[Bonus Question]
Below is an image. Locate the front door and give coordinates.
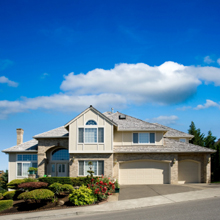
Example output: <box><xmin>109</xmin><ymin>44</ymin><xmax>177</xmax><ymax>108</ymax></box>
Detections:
<box><xmin>57</xmin><ymin>163</ymin><xmax>67</xmax><ymax>177</ymax></box>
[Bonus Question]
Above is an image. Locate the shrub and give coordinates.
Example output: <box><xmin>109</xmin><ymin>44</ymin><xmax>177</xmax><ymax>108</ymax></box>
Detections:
<box><xmin>48</xmin><ymin>182</ymin><xmax>62</xmax><ymax>195</ymax></box>
<box><xmin>0</xmin><ymin>200</ymin><xmax>13</xmax><ymax>212</ymax></box>
<box><xmin>39</xmin><ymin>177</ymin><xmax>72</xmax><ymax>185</ymax></box>
<box><xmin>0</xmin><ymin>188</ymin><xmax>7</xmax><ymax>194</ymax></box>
<box><xmin>71</xmin><ymin>177</ymin><xmax>99</xmax><ymax>187</ymax></box>
<box><xmin>61</xmin><ymin>184</ymin><xmax>74</xmax><ymax>194</ymax></box>
<box><xmin>87</xmin><ymin>176</ymin><xmax>115</xmax><ymax>201</ymax></box>
<box><xmin>7</xmin><ymin>178</ymin><xmax>38</xmax><ymax>189</ymax></box>
<box><xmin>69</xmin><ymin>185</ymin><xmax>94</xmax><ymax>206</ymax></box>
<box><xmin>18</xmin><ymin>182</ymin><xmax>48</xmax><ymax>191</ymax></box>
<box><xmin>3</xmin><ymin>191</ymin><xmax>16</xmax><ymax>200</ymax></box>
<box><xmin>17</xmin><ymin>189</ymin><xmax>54</xmax><ymax>202</ymax></box>
<box><xmin>0</xmin><ymin>193</ymin><xmax>3</xmax><ymax>200</ymax></box>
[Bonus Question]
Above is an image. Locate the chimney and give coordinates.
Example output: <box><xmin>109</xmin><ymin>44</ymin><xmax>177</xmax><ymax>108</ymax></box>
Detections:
<box><xmin>111</xmin><ymin>108</ymin><xmax>114</xmax><ymax>113</ymax></box>
<box><xmin>16</xmin><ymin>128</ymin><xmax>24</xmax><ymax>145</ymax></box>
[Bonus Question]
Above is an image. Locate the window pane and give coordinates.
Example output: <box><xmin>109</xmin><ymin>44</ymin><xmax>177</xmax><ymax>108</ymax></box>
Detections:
<box><xmin>98</xmin><ymin>128</ymin><xmax>104</xmax><ymax>143</ymax></box>
<box><xmin>23</xmin><ymin>155</ymin><xmax>32</xmax><ymax>161</ymax></box>
<box><xmin>51</xmin><ymin>164</ymin><xmax>55</xmax><ymax>173</ymax></box>
<box><xmin>79</xmin><ymin>161</ymin><xmax>84</xmax><ymax>175</ymax></box>
<box><xmin>133</xmin><ymin>133</ymin><xmax>138</xmax><ymax>143</ymax></box>
<box><xmin>150</xmin><ymin>133</ymin><xmax>155</xmax><ymax>143</ymax></box>
<box><xmin>78</xmin><ymin>128</ymin><xmax>84</xmax><ymax>143</ymax></box>
<box><xmin>62</xmin><ymin>164</ymin><xmax>65</xmax><ymax>173</ymax></box>
<box><xmin>180</xmin><ymin>139</ymin><xmax>186</xmax><ymax>143</ymax></box>
<box><xmin>22</xmin><ymin>163</ymin><xmax>31</xmax><ymax>176</ymax></box>
<box><xmin>52</xmin><ymin>149</ymin><xmax>69</xmax><ymax>160</ymax></box>
<box><xmin>17</xmin><ymin>163</ymin><xmax>22</xmax><ymax>176</ymax></box>
<box><xmin>98</xmin><ymin>161</ymin><xmax>104</xmax><ymax>175</ymax></box>
<box><xmin>17</xmin><ymin>155</ymin><xmax>22</xmax><ymax>161</ymax></box>
<box><xmin>85</xmin><ymin>128</ymin><xmax>97</xmax><ymax>143</ymax></box>
<box><xmin>86</xmin><ymin>120</ymin><xmax>97</xmax><ymax>125</ymax></box>
<box><xmin>85</xmin><ymin>161</ymin><xmax>97</xmax><ymax>176</ymax></box>
<box><xmin>32</xmin><ymin>162</ymin><xmax>37</xmax><ymax>168</ymax></box>
<box><xmin>139</xmin><ymin>133</ymin><xmax>149</xmax><ymax>143</ymax></box>
<box><xmin>33</xmin><ymin>155</ymin><xmax>37</xmax><ymax>161</ymax></box>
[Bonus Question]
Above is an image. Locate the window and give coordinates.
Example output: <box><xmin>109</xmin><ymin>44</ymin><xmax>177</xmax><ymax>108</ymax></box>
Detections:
<box><xmin>16</xmin><ymin>154</ymin><xmax>38</xmax><ymax>177</ymax></box>
<box><xmin>133</xmin><ymin>133</ymin><xmax>155</xmax><ymax>144</ymax></box>
<box><xmin>86</xmin><ymin>120</ymin><xmax>97</xmax><ymax>125</ymax></box>
<box><xmin>78</xmin><ymin>127</ymin><xmax>104</xmax><ymax>143</ymax></box>
<box><xmin>179</xmin><ymin>138</ymin><xmax>186</xmax><ymax>143</ymax></box>
<box><xmin>52</xmin><ymin>149</ymin><xmax>69</xmax><ymax>161</ymax></box>
<box><xmin>78</xmin><ymin>161</ymin><xmax>104</xmax><ymax>176</ymax></box>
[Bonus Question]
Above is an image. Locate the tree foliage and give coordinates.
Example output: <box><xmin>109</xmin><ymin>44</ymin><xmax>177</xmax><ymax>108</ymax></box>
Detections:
<box><xmin>0</xmin><ymin>170</ymin><xmax>8</xmax><ymax>190</ymax></box>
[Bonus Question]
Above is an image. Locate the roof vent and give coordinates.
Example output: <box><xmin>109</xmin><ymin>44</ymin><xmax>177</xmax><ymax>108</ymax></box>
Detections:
<box><xmin>119</xmin><ymin>114</ymin><xmax>126</xmax><ymax>120</ymax></box>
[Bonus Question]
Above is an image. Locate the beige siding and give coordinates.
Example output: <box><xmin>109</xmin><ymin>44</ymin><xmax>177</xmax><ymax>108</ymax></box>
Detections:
<box><xmin>8</xmin><ymin>153</ymin><xmax>16</xmax><ymax>182</ymax></box>
<box><xmin>168</xmin><ymin>137</ymin><xmax>190</xmax><ymax>143</ymax></box>
<box><xmin>114</xmin><ymin>131</ymin><xmax>163</xmax><ymax>145</ymax></box>
<box><xmin>69</xmin><ymin>109</ymin><xmax>113</xmax><ymax>153</ymax></box>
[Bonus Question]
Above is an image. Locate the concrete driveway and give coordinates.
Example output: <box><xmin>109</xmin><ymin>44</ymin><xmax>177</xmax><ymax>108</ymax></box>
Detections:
<box><xmin>118</xmin><ymin>184</ymin><xmax>218</xmax><ymax>201</ymax></box>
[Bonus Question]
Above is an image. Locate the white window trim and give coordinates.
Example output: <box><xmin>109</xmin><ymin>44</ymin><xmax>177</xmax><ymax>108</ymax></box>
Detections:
<box><xmin>78</xmin><ymin>160</ymin><xmax>104</xmax><ymax>176</ymax></box>
<box><xmin>78</xmin><ymin>126</ymin><xmax>105</xmax><ymax>144</ymax></box>
<box><xmin>132</xmin><ymin>132</ymin><xmax>156</xmax><ymax>145</ymax></box>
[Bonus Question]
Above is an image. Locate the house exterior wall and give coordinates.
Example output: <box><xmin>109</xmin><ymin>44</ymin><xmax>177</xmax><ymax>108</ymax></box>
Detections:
<box><xmin>68</xmin><ymin>109</ymin><xmax>113</xmax><ymax>153</ymax></box>
<box><xmin>69</xmin><ymin>153</ymin><xmax>113</xmax><ymax>177</ymax></box>
<box><xmin>168</xmin><ymin>137</ymin><xmax>190</xmax><ymax>143</ymax></box>
<box><xmin>8</xmin><ymin>153</ymin><xmax>16</xmax><ymax>182</ymax></box>
<box><xmin>113</xmin><ymin>131</ymin><xmax>163</xmax><ymax>145</ymax></box>
<box><xmin>37</xmin><ymin>138</ymin><xmax>68</xmax><ymax>177</ymax></box>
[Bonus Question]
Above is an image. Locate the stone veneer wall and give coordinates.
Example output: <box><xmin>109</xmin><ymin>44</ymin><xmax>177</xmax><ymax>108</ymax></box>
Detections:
<box><xmin>69</xmin><ymin>153</ymin><xmax>113</xmax><ymax>177</ymax></box>
<box><xmin>37</xmin><ymin>138</ymin><xmax>68</xmax><ymax>177</ymax></box>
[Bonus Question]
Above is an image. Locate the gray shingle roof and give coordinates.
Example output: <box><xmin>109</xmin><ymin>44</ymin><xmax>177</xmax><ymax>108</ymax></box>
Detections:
<box><xmin>113</xmin><ymin>138</ymin><xmax>215</xmax><ymax>153</ymax></box>
<box><xmin>33</xmin><ymin>126</ymin><xmax>68</xmax><ymax>138</ymax></box>
<box><xmin>2</xmin><ymin>139</ymin><xmax>38</xmax><ymax>153</ymax></box>
<box><xmin>103</xmin><ymin>112</ymin><xmax>167</xmax><ymax>131</ymax></box>
<box><xmin>153</xmin><ymin>123</ymin><xmax>194</xmax><ymax>138</ymax></box>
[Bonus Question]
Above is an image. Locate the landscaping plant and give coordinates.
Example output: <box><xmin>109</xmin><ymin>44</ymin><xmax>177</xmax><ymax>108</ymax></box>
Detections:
<box><xmin>7</xmin><ymin>178</ymin><xmax>38</xmax><ymax>189</ymax></box>
<box><xmin>3</xmin><ymin>191</ymin><xmax>16</xmax><ymax>200</ymax></box>
<box><xmin>48</xmin><ymin>182</ymin><xmax>63</xmax><ymax>195</ymax></box>
<box><xmin>87</xmin><ymin>176</ymin><xmax>115</xmax><ymax>201</ymax></box>
<box><xmin>0</xmin><ymin>200</ymin><xmax>13</xmax><ymax>212</ymax></box>
<box><xmin>18</xmin><ymin>182</ymin><xmax>48</xmax><ymax>191</ymax></box>
<box><xmin>61</xmin><ymin>184</ymin><xmax>74</xmax><ymax>194</ymax></box>
<box><xmin>0</xmin><ymin>193</ymin><xmax>3</xmax><ymax>200</ymax></box>
<box><xmin>69</xmin><ymin>185</ymin><xmax>95</xmax><ymax>206</ymax></box>
<box><xmin>17</xmin><ymin>189</ymin><xmax>54</xmax><ymax>203</ymax></box>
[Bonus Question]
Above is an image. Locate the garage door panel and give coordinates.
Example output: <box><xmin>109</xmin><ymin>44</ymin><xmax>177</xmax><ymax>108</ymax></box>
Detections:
<box><xmin>119</xmin><ymin>161</ymin><xmax>170</xmax><ymax>185</ymax></box>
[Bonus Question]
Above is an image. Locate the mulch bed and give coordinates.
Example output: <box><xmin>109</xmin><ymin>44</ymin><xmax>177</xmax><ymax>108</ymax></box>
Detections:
<box><xmin>0</xmin><ymin>194</ymin><xmax>106</xmax><ymax>216</ymax></box>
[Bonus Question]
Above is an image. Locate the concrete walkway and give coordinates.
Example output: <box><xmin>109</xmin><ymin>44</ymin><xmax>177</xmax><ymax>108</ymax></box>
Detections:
<box><xmin>1</xmin><ymin>187</ymin><xmax>220</xmax><ymax>220</ymax></box>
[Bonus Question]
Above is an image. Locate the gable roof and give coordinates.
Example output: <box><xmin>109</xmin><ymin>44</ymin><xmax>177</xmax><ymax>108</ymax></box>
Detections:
<box><xmin>113</xmin><ymin>137</ymin><xmax>216</xmax><ymax>153</ymax></box>
<box><xmin>33</xmin><ymin>126</ymin><xmax>68</xmax><ymax>138</ymax></box>
<box><xmin>2</xmin><ymin>139</ymin><xmax>38</xmax><ymax>153</ymax></box>
<box><xmin>153</xmin><ymin>123</ymin><xmax>194</xmax><ymax>138</ymax></box>
<box><xmin>103</xmin><ymin>111</ymin><xmax>167</xmax><ymax>131</ymax></box>
<box><xmin>65</xmin><ymin>106</ymin><xmax>117</xmax><ymax>129</ymax></box>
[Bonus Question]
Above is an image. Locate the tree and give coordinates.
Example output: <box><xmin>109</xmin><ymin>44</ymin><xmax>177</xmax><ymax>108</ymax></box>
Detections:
<box><xmin>0</xmin><ymin>170</ymin><xmax>8</xmax><ymax>190</ymax></box>
<box><xmin>188</xmin><ymin>121</ymin><xmax>205</xmax><ymax>146</ymax></box>
<box><xmin>204</xmin><ymin>131</ymin><xmax>216</xmax><ymax>149</ymax></box>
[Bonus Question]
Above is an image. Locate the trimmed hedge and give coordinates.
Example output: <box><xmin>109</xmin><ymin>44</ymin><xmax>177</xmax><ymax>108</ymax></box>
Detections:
<box><xmin>17</xmin><ymin>189</ymin><xmax>54</xmax><ymax>202</ymax></box>
<box><xmin>3</xmin><ymin>191</ymin><xmax>16</xmax><ymax>200</ymax></box>
<box><xmin>39</xmin><ymin>176</ymin><xmax>99</xmax><ymax>186</ymax></box>
<box><xmin>61</xmin><ymin>184</ymin><xmax>74</xmax><ymax>194</ymax></box>
<box><xmin>0</xmin><ymin>193</ymin><xmax>3</xmax><ymax>200</ymax></box>
<box><xmin>0</xmin><ymin>200</ymin><xmax>13</xmax><ymax>212</ymax></box>
<box><xmin>7</xmin><ymin>178</ymin><xmax>38</xmax><ymax>189</ymax></box>
<box><xmin>18</xmin><ymin>182</ymin><xmax>48</xmax><ymax>190</ymax></box>
<box><xmin>48</xmin><ymin>183</ymin><xmax>62</xmax><ymax>195</ymax></box>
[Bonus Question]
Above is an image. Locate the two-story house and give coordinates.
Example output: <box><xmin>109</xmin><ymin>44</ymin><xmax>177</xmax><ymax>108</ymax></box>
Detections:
<box><xmin>2</xmin><ymin>106</ymin><xmax>215</xmax><ymax>185</ymax></box>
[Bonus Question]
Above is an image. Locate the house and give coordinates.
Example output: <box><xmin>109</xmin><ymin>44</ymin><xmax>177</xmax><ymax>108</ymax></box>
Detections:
<box><xmin>2</xmin><ymin>105</ymin><xmax>215</xmax><ymax>185</ymax></box>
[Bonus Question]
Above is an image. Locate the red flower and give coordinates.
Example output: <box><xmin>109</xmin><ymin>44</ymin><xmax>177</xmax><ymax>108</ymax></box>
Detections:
<box><xmin>91</xmin><ymin>184</ymin><xmax>94</xmax><ymax>187</ymax></box>
<box><xmin>100</xmin><ymin>185</ymin><xmax>102</xmax><ymax>189</ymax></box>
<box><xmin>112</xmin><ymin>185</ymin><xmax>115</xmax><ymax>189</ymax></box>
<box><xmin>91</xmin><ymin>178</ymin><xmax>94</xmax><ymax>182</ymax></box>
<box><xmin>99</xmin><ymin>181</ymin><xmax>103</xmax><ymax>185</ymax></box>
<box><xmin>96</xmin><ymin>182</ymin><xmax>99</xmax><ymax>185</ymax></box>
<box><xmin>104</xmin><ymin>182</ymin><xmax>107</xmax><ymax>186</ymax></box>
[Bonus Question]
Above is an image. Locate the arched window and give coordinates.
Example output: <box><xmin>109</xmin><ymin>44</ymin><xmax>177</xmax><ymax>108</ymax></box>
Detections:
<box><xmin>86</xmin><ymin>120</ymin><xmax>97</xmax><ymax>125</ymax></box>
<box><xmin>52</xmin><ymin>149</ymin><xmax>69</xmax><ymax>161</ymax></box>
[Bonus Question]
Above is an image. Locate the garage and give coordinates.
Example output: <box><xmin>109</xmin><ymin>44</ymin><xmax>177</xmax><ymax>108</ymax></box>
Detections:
<box><xmin>119</xmin><ymin>160</ymin><xmax>170</xmax><ymax>185</ymax></box>
<box><xmin>178</xmin><ymin>160</ymin><xmax>201</xmax><ymax>183</ymax></box>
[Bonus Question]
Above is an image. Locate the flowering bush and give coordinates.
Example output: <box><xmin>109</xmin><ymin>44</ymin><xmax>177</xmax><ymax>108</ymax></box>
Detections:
<box><xmin>87</xmin><ymin>176</ymin><xmax>115</xmax><ymax>201</ymax></box>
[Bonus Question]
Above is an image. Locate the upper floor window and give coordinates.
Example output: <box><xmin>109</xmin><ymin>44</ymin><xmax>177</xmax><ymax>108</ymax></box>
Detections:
<box><xmin>78</xmin><ymin>127</ymin><xmax>104</xmax><ymax>143</ymax></box>
<box><xmin>52</xmin><ymin>148</ymin><xmax>69</xmax><ymax>160</ymax></box>
<box><xmin>179</xmin><ymin>138</ymin><xmax>186</xmax><ymax>143</ymax></box>
<box><xmin>86</xmin><ymin>120</ymin><xmax>97</xmax><ymax>125</ymax></box>
<box><xmin>133</xmin><ymin>133</ymin><xmax>155</xmax><ymax>144</ymax></box>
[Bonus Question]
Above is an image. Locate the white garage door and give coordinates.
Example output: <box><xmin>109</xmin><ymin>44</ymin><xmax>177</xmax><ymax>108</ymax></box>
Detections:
<box><xmin>178</xmin><ymin>160</ymin><xmax>200</xmax><ymax>183</ymax></box>
<box><xmin>119</xmin><ymin>160</ymin><xmax>170</xmax><ymax>185</ymax></box>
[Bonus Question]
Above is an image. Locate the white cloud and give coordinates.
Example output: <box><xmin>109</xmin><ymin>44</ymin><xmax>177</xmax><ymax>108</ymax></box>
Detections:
<box><xmin>0</xmin><ymin>93</ymin><xmax>126</xmax><ymax>119</ymax></box>
<box><xmin>41</xmin><ymin>73</ymin><xmax>49</xmax><ymax>79</ymax></box>
<box><xmin>204</xmin><ymin>56</ymin><xmax>215</xmax><ymax>64</ymax></box>
<box><xmin>217</xmin><ymin>58</ymin><xmax>220</xmax><ymax>65</ymax></box>
<box><xmin>194</xmin><ymin>99</ymin><xmax>220</xmax><ymax>110</ymax></box>
<box><xmin>149</xmin><ymin>115</ymin><xmax>179</xmax><ymax>125</ymax></box>
<box><xmin>0</xmin><ymin>76</ymin><xmax>18</xmax><ymax>87</ymax></box>
<box><xmin>176</xmin><ymin>106</ymin><xmax>192</xmax><ymax>111</ymax></box>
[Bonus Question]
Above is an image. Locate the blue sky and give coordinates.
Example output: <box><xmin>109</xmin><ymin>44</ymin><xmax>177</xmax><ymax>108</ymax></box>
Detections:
<box><xmin>1</xmin><ymin>0</ymin><xmax>220</xmax><ymax>170</ymax></box>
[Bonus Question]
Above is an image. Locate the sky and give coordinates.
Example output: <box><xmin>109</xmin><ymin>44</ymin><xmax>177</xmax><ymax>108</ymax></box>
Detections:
<box><xmin>0</xmin><ymin>0</ymin><xmax>220</xmax><ymax>170</ymax></box>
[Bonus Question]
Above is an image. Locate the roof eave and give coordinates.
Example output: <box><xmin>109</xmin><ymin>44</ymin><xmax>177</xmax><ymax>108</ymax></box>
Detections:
<box><xmin>2</xmin><ymin>150</ymin><xmax>38</xmax><ymax>153</ymax></box>
<box><xmin>33</xmin><ymin>136</ymin><xmax>68</xmax><ymax>139</ymax></box>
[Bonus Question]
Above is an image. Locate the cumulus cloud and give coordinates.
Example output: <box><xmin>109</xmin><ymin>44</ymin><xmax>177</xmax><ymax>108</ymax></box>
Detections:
<box><xmin>176</xmin><ymin>106</ymin><xmax>192</xmax><ymax>111</ymax></box>
<box><xmin>149</xmin><ymin>115</ymin><xmax>179</xmax><ymax>125</ymax></box>
<box><xmin>0</xmin><ymin>93</ymin><xmax>126</xmax><ymax>119</ymax></box>
<box><xmin>204</xmin><ymin>56</ymin><xmax>215</xmax><ymax>64</ymax></box>
<box><xmin>2</xmin><ymin>61</ymin><xmax>220</xmax><ymax>119</ymax></box>
<box><xmin>0</xmin><ymin>76</ymin><xmax>18</xmax><ymax>87</ymax></box>
<box><xmin>194</xmin><ymin>99</ymin><xmax>220</xmax><ymax>110</ymax></box>
<box><xmin>217</xmin><ymin>58</ymin><xmax>220</xmax><ymax>65</ymax></box>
